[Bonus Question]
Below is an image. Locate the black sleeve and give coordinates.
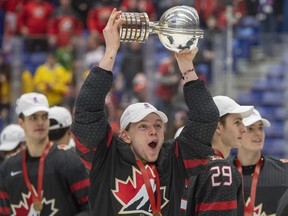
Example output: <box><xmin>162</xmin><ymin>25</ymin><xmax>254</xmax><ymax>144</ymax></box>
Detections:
<box><xmin>71</xmin><ymin>67</ymin><xmax>114</xmax><ymax>167</ymax></box>
<box><xmin>277</xmin><ymin>188</ymin><xmax>288</xmax><ymax>216</ymax></box>
<box><xmin>177</xmin><ymin>80</ymin><xmax>219</xmax><ymax>176</ymax></box>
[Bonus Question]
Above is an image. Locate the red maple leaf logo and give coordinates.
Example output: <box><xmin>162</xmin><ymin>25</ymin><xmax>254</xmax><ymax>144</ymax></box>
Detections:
<box><xmin>11</xmin><ymin>191</ymin><xmax>33</xmax><ymax>215</ymax></box>
<box><xmin>112</xmin><ymin>165</ymin><xmax>169</xmax><ymax>215</ymax></box>
<box><xmin>112</xmin><ymin>166</ymin><xmax>146</xmax><ymax>205</ymax></box>
<box><xmin>10</xmin><ymin>188</ymin><xmax>59</xmax><ymax>215</ymax></box>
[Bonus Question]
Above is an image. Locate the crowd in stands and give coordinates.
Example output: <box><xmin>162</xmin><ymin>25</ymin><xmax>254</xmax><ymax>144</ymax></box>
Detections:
<box><xmin>0</xmin><ymin>0</ymin><xmax>287</xmax><ymax>138</ymax></box>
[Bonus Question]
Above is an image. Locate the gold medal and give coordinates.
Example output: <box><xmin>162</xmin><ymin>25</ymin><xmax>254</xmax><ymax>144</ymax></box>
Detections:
<box><xmin>33</xmin><ymin>201</ymin><xmax>43</xmax><ymax>212</ymax></box>
<box><xmin>153</xmin><ymin>211</ymin><xmax>162</xmax><ymax>216</ymax></box>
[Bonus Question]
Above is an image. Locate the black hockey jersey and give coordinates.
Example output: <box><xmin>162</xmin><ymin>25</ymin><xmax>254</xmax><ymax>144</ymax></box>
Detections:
<box><xmin>180</xmin><ymin>155</ymin><xmax>244</xmax><ymax>215</ymax></box>
<box><xmin>0</xmin><ymin>143</ymin><xmax>90</xmax><ymax>215</ymax></box>
<box><xmin>71</xmin><ymin>67</ymin><xmax>219</xmax><ymax>215</ymax></box>
<box><xmin>229</xmin><ymin>156</ymin><xmax>288</xmax><ymax>215</ymax></box>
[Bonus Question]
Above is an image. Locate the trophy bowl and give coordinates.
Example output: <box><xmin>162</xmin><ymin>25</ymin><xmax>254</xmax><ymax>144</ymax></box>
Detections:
<box><xmin>120</xmin><ymin>5</ymin><xmax>203</xmax><ymax>53</ymax></box>
<box><xmin>155</xmin><ymin>5</ymin><xmax>203</xmax><ymax>52</ymax></box>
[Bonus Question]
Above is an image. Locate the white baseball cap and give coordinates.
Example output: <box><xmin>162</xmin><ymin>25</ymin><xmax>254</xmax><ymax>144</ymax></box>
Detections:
<box><xmin>15</xmin><ymin>92</ymin><xmax>49</xmax><ymax>116</ymax></box>
<box><xmin>49</xmin><ymin>106</ymin><xmax>72</xmax><ymax>130</ymax></box>
<box><xmin>0</xmin><ymin>124</ymin><xmax>25</xmax><ymax>151</ymax></box>
<box><xmin>242</xmin><ymin>109</ymin><xmax>271</xmax><ymax>127</ymax></box>
<box><xmin>213</xmin><ymin>95</ymin><xmax>254</xmax><ymax>118</ymax></box>
<box><xmin>120</xmin><ymin>102</ymin><xmax>168</xmax><ymax>130</ymax></box>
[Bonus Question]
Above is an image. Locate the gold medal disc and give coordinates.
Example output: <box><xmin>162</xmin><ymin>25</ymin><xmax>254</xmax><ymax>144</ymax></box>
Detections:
<box><xmin>153</xmin><ymin>212</ymin><xmax>162</xmax><ymax>216</ymax></box>
<box><xmin>33</xmin><ymin>201</ymin><xmax>43</xmax><ymax>212</ymax></box>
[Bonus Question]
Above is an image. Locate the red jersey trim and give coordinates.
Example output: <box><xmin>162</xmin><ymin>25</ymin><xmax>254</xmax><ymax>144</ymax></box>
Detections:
<box><xmin>0</xmin><ymin>191</ymin><xmax>8</xmax><ymax>199</ymax></box>
<box><xmin>72</xmin><ymin>134</ymin><xmax>91</xmax><ymax>154</ymax></box>
<box><xmin>184</xmin><ymin>159</ymin><xmax>209</xmax><ymax>168</ymax></box>
<box><xmin>80</xmin><ymin>157</ymin><xmax>92</xmax><ymax>170</ymax></box>
<box><xmin>70</xmin><ymin>178</ymin><xmax>90</xmax><ymax>192</ymax></box>
<box><xmin>0</xmin><ymin>207</ymin><xmax>10</xmax><ymax>215</ymax></box>
<box><xmin>78</xmin><ymin>196</ymin><xmax>89</xmax><ymax>204</ymax></box>
<box><xmin>196</xmin><ymin>200</ymin><xmax>237</xmax><ymax>211</ymax></box>
<box><xmin>107</xmin><ymin>129</ymin><xmax>113</xmax><ymax>147</ymax></box>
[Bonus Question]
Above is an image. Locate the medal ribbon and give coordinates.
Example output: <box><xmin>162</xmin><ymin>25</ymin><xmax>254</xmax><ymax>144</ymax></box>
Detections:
<box><xmin>236</xmin><ymin>157</ymin><xmax>263</xmax><ymax>215</ymax></box>
<box><xmin>213</xmin><ymin>149</ymin><xmax>224</xmax><ymax>159</ymax></box>
<box><xmin>136</xmin><ymin>160</ymin><xmax>161</xmax><ymax>214</ymax></box>
<box><xmin>22</xmin><ymin>142</ymin><xmax>52</xmax><ymax>204</ymax></box>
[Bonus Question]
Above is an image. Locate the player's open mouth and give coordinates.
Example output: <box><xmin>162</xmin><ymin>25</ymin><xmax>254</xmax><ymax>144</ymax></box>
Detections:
<box><xmin>148</xmin><ymin>141</ymin><xmax>157</xmax><ymax>149</ymax></box>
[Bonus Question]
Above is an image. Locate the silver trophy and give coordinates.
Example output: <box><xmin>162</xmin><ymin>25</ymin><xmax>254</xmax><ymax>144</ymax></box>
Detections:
<box><xmin>120</xmin><ymin>5</ymin><xmax>204</xmax><ymax>53</ymax></box>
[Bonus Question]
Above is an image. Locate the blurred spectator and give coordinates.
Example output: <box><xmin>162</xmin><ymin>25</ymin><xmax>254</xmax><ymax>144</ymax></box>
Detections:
<box><xmin>154</xmin><ymin>51</ymin><xmax>181</xmax><ymax>138</ymax></box>
<box><xmin>0</xmin><ymin>0</ymin><xmax>25</xmax><ymax>53</ymax></box>
<box><xmin>49</xmin><ymin>105</ymin><xmax>75</xmax><ymax>148</ymax></box>
<box><xmin>120</xmin><ymin>0</ymin><xmax>157</xmax><ymax>21</ymax></box>
<box><xmin>0</xmin><ymin>54</ymin><xmax>12</xmax><ymax>130</ymax></box>
<box><xmin>17</xmin><ymin>0</ymin><xmax>54</xmax><ymax>53</ymax></box>
<box><xmin>155</xmin><ymin>0</ymin><xmax>194</xmax><ymax>19</ymax></box>
<box><xmin>172</xmin><ymin>110</ymin><xmax>187</xmax><ymax>138</ymax></box>
<box><xmin>86</xmin><ymin>3</ymin><xmax>114</xmax><ymax>44</ymax></box>
<box><xmin>0</xmin><ymin>124</ymin><xmax>26</xmax><ymax>163</ymax></box>
<box><xmin>54</xmin><ymin>44</ymin><xmax>76</xmax><ymax>72</ymax></box>
<box><xmin>194</xmin><ymin>15</ymin><xmax>220</xmax><ymax>83</ymax></box>
<box><xmin>48</xmin><ymin>0</ymin><xmax>83</xmax><ymax>50</ymax></box>
<box><xmin>84</xmin><ymin>33</ymin><xmax>105</xmax><ymax>69</ymax></box>
<box><xmin>71</xmin><ymin>0</ymin><xmax>92</xmax><ymax>28</ymax></box>
<box><xmin>33</xmin><ymin>53</ymin><xmax>72</xmax><ymax>107</ymax></box>
<box><xmin>194</xmin><ymin>0</ymin><xmax>225</xmax><ymax>29</ymax></box>
<box><xmin>273</xmin><ymin>0</ymin><xmax>285</xmax><ymax>33</ymax></box>
<box><xmin>131</xmin><ymin>73</ymin><xmax>148</xmax><ymax>102</ymax></box>
<box><xmin>117</xmin><ymin>42</ymin><xmax>144</xmax><ymax>103</ymax></box>
<box><xmin>21</xmin><ymin>69</ymin><xmax>34</xmax><ymax>93</ymax></box>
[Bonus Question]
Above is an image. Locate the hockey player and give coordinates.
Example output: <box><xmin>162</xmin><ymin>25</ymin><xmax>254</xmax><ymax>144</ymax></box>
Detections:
<box><xmin>71</xmin><ymin>8</ymin><xmax>219</xmax><ymax>215</ymax></box>
<box><xmin>0</xmin><ymin>92</ymin><xmax>90</xmax><ymax>215</ymax></box>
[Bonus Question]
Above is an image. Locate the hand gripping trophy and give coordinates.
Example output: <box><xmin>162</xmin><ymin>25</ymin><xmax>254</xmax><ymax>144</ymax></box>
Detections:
<box><xmin>120</xmin><ymin>5</ymin><xmax>204</xmax><ymax>53</ymax></box>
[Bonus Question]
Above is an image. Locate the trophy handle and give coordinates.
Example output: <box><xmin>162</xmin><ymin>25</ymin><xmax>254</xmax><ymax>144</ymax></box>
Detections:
<box><xmin>120</xmin><ymin>12</ymin><xmax>153</xmax><ymax>43</ymax></box>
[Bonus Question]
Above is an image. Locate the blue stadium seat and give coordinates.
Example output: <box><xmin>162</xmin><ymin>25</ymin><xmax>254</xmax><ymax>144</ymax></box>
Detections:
<box><xmin>30</xmin><ymin>52</ymin><xmax>47</xmax><ymax>65</ymax></box>
<box><xmin>261</xmin><ymin>92</ymin><xmax>285</xmax><ymax>106</ymax></box>
<box><xmin>237</xmin><ymin>91</ymin><xmax>262</xmax><ymax>106</ymax></box>
<box><xmin>263</xmin><ymin>138</ymin><xmax>286</xmax><ymax>157</ymax></box>
<box><xmin>265</xmin><ymin>122</ymin><xmax>285</xmax><ymax>138</ymax></box>
<box><xmin>252</xmin><ymin>79</ymin><xmax>287</xmax><ymax>91</ymax></box>
<box><xmin>266</xmin><ymin>64</ymin><xmax>286</xmax><ymax>79</ymax></box>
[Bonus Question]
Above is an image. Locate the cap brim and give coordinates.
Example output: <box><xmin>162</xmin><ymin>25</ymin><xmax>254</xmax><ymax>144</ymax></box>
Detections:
<box><xmin>230</xmin><ymin>106</ymin><xmax>254</xmax><ymax>118</ymax></box>
<box><xmin>243</xmin><ymin>117</ymin><xmax>271</xmax><ymax>127</ymax></box>
<box><xmin>23</xmin><ymin>106</ymin><xmax>50</xmax><ymax>116</ymax></box>
<box><xmin>130</xmin><ymin>110</ymin><xmax>168</xmax><ymax>124</ymax></box>
<box><xmin>0</xmin><ymin>141</ymin><xmax>19</xmax><ymax>151</ymax></box>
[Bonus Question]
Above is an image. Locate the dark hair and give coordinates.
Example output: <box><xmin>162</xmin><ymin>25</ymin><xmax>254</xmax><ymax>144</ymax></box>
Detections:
<box><xmin>48</xmin><ymin>119</ymin><xmax>69</xmax><ymax>141</ymax></box>
<box><xmin>219</xmin><ymin>113</ymin><xmax>229</xmax><ymax>126</ymax></box>
<box><xmin>19</xmin><ymin>113</ymin><xmax>25</xmax><ymax>120</ymax></box>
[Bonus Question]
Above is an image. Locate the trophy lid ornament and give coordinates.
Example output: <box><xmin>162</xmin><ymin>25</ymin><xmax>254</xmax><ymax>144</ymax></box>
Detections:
<box><xmin>120</xmin><ymin>5</ymin><xmax>204</xmax><ymax>53</ymax></box>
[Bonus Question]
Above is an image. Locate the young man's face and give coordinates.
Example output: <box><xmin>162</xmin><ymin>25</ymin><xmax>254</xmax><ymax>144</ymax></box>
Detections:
<box><xmin>219</xmin><ymin>113</ymin><xmax>247</xmax><ymax>149</ymax></box>
<box><xmin>123</xmin><ymin>113</ymin><xmax>165</xmax><ymax>163</ymax></box>
<box><xmin>241</xmin><ymin>121</ymin><xmax>265</xmax><ymax>152</ymax></box>
<box><xmin>19</xmin><ymin>111</ymin><xmax>49</xmax><ymax>142</ymax></box>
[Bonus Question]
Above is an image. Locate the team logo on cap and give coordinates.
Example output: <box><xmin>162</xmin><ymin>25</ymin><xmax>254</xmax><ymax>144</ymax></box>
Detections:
<box><xmin>144</xmin><ymin>103</ymin><xmax>151</xmax><ymax>109</ymax></box>
<box><xmin>33</xmin><ymin>97</ymin><xmax>39</xmax><ymax>104</ymax></box>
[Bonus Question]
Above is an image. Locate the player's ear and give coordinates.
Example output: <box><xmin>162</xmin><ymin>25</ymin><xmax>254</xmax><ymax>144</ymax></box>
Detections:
<box><xmin>18</xmin><ymin>118</ymin><xmax>24</xmax><ymax>128</ymax></box>
<box><xmin>215</xmin><ymin>122</ymin><xmax>222</xmax><ymax>135</ymax></box>
<box><xmin>119</xmin><ymin>130</ymin><xmax>132</xmax><ymax>144</ymax></box>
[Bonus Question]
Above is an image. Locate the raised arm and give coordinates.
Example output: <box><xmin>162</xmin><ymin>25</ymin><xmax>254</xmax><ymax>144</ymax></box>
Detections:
<box><xmin>99</xmin><ymin>8</ymin><xmax>124</xmax><ymax>71</ymax></box>
<box><xmin>174</xmin><ymin>48</ymin><xmax>198</xmax><ymax>82</ymax></box>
